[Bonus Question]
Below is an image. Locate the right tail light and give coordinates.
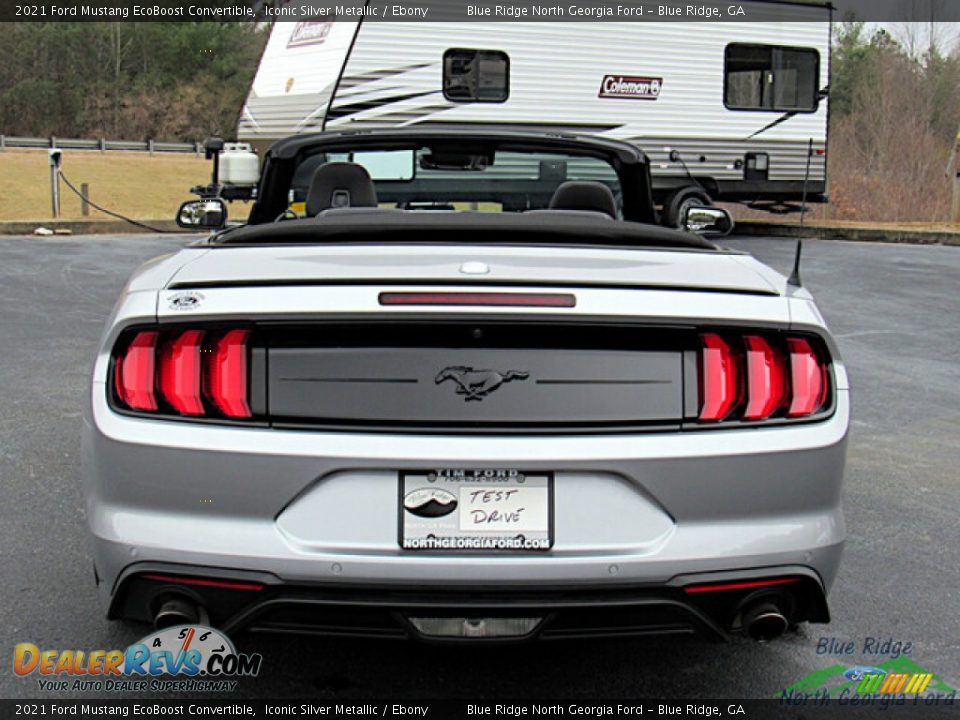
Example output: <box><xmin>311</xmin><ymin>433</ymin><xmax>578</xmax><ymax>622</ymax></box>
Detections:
<box><xmin>698</xmin><ymin>332</ymin><xmax>830</xmax><ymax>424</ymax></box>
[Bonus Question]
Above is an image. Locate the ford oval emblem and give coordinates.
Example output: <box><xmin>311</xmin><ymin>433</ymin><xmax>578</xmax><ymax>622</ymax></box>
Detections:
<box><xmin>843</xmin><ymin>666</ymin><xmax>886</xmax><ymax>682</ymax></box>
<box><xmin>168</xmin><ymin>292</ymin><xmax>205</xmax><ymax>311</ymax></box>
<box><xmin>403</xmin><ymin>488</ymin><xmax>458</xmax><ymax>518</ymax></box>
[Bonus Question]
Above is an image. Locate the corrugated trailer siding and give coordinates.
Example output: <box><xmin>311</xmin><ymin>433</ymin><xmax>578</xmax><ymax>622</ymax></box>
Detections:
<box><xmin>239</xmin><ymin>22</ymin><xmax>359</xmax><ymax>140</ymax></box>
<box><xmin>240</xmin><ymin>8</ymin><xmax>830</xmax><ymax>184</ymax></box>
<box><xmin>325</xmin><ymin>19</ymin><xmax>828</xmax><ymax>181</ymax></box>
<box><xmin>640</xmin><ymin>137</ymin><xmax>825</xmax><ymax>182</ymax></box>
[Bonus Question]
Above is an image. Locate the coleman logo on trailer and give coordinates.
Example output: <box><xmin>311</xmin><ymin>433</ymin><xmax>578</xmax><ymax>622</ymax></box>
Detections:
<box><xmin>287</xmin><ymin>21</ymin><xmax>332</xmax><ymax>48</ymax></box>
<box><xmin>599</xmin><ymin>75</ymin><xmax>663</xmax><ymax>100</ymax></box>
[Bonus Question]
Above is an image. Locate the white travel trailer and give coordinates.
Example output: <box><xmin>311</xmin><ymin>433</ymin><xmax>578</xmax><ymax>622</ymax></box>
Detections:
<box><xmin>239</xmin><ymin>5</ymin><xmax>831</xmax><ymax>223</ymax></box>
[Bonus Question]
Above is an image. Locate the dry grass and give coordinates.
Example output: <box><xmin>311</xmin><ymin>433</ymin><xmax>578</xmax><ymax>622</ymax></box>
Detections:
<box><xmin>809</xmin><ymin>220</ymin><xmax>960</xmax><ymax>231</ymax></box>
<box><xmin>739</xmin><ymin>218</ymin><xmax>960</xmax><ymax>232</ymax></box>
<box><xmin>0</xmin><ymin>148</ymin><xmax>251</xmax><ymax>222</ymax></box>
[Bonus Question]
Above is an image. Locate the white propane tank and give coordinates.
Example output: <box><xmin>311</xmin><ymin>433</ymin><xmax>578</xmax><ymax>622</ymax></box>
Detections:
<box><xmin>219</xmin><ymin>143</ymin><xmax>260</xmax><ymax>186</ymax></box>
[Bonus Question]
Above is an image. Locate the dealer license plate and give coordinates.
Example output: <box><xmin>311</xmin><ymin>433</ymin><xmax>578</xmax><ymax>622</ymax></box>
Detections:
<box><xmin>400</xmin><ymin>469</ymin><xmax>553</xmax><ymax>551</ymax></box>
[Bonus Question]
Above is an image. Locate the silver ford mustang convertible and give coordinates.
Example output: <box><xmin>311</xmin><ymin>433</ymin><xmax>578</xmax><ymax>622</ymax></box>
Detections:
<box><xmin>81</xmin><ymin>128</ymin><xmax>848</xmax><ymax>642</ymax></box>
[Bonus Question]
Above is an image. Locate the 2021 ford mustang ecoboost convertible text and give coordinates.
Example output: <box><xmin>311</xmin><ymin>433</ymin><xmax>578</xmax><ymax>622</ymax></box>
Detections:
<box><xmin>81</xmin><ymin>128</ymin><xmax>848</xmax><ymax>642</ymax></box>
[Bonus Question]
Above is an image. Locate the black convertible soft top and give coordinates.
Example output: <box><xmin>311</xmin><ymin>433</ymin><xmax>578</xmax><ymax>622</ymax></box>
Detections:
<box><xmin>215</xmin><ymin>211</ymin><xmax>716</xmax><ymax>250</ymax></box>
<box><xmin>246</xmin><ymin>126</ymin><xmax>661</xmax><ymax>226</ymax></box>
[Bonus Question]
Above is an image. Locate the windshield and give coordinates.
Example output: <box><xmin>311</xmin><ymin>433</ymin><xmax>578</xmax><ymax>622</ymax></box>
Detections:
<box><xmin>286</xmin><ymin>148</ymin><xmax>623</xmax><ymax>216</ymax></box>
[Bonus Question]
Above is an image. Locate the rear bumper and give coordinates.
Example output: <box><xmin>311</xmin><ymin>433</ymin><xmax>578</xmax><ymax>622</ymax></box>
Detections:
<box><xmin>111</xmin><ymin>564</ymin><xmax>830</xmax><ymax>642</ymax></box>
<box><xmin>83</xmin><ymin>386</ymin><xmax>848</xmax><ymax>632</ymax></box>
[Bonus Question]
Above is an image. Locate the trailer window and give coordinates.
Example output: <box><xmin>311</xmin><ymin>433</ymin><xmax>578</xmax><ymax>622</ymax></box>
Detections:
<box><xmin>725</xmin><ymin>44</ymin><xmax>819</xmax><ymax>112</ymax></box>
<box><xmin>443</xmin><ymin>49</ymin><xmax>510</xmax><ymax>103</ymax></box>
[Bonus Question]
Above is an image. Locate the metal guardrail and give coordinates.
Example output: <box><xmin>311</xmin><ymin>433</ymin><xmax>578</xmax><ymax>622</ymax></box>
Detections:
<box><xmin>0</xmin><ymin>135</ymin><xmax>202</xmax><ymax>155</ymax></box>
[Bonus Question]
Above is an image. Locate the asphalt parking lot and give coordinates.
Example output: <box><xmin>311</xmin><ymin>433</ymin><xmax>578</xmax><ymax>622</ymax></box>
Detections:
<box><xmin>1</xmin><ymin>233</ymin><xmax>958</xmax><ymax>700</ymax></box>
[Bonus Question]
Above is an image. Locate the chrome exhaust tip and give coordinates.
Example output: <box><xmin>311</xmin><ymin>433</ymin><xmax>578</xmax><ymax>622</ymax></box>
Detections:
<box><xmin>154</xmin><ymin>597</ymin><xmax>207</xmax><ymax>630</ymax></box>
<box><xmin>742</xmin><ymin>601</ymin><xmax>789</xmax><ymax>642</ymax></box>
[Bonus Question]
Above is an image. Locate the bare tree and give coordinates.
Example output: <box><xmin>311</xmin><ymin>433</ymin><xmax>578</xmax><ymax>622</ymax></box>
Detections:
<box><xmin>891</xmin><ymin>0</ymin><xmax>958</xmax><ymax>58</ymax></box>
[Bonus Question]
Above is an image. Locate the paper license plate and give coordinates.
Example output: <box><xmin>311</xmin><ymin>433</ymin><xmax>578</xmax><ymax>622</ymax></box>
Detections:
<box><xmin>400</xmin><ymin>469</ymin><xmax>553</xmax><ymax>551</ymax></box>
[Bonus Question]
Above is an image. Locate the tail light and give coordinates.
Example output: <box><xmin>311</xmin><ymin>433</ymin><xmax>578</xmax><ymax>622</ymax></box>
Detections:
<box><xmin>112</xmin><ymin>327</ymin><xmax>253</xmax><ymax>419</ymax></box>
<box><xmin>115</xmin><ymin>331</ymin><xmax>159</xmax><ymax>412</ymax></box>
<box><xmin>698</xmin><ymin>333</ymin><xmax>739</xmax><ymax>422</ymax></box>
<box><xmin>742</xmin><ymin>335</ymin><xmax>786</xmax><ymax>421</ymax></box>
<box><xmin>785</xmin><ymin>337</ymin><xmax>828</xmax><ymax>417</ymax></box>
<box><xmin>158</xmin><ymin>329</ymin><xmax>205</xmax><ymax>416</ymax></box>
<box><xmin>204</xmin><ymin>329</ymin><xmax>252</xmax><ymax>418</ymax></box>
<box><xmin>698</xmin><ymin>332</ymin><xmax>830</xmax><ymax>424</ymax></box>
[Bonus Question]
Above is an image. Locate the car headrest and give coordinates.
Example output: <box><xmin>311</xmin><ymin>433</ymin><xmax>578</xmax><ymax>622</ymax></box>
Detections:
<box><xmin>306</xmin><ymin>162</ymin><xmax>378</xmax><ymax>215</ymax></box>
<box><xmin>548</xmin><ymin>181</ymin><xmax>617</xmax><ymax>218</ymax></box>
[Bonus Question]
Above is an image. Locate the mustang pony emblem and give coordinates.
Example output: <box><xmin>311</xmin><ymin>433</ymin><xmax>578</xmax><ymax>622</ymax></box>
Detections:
<box><xmin>435</xmin><ymin>366</ymin><xmax>529</xmax><ymax>401</ymax></box>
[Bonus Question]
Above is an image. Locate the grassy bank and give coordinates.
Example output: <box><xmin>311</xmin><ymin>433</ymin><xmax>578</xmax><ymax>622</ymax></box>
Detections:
<box><xmin>0</xmin><ymin>148</ymin><xmax>252</xmax><ymax>222</ymax></box>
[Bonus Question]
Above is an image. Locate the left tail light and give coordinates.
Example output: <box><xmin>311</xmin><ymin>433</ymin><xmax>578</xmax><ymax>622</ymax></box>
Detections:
<box><xmin>204</xmin><ymin>329</ymin><xmax>252</xmax><ymax>418</ymax></box>
<box><xmin>114</xmin><ymin>331</ymin><xmax>159</xmax><ymax>412</ymax></box>
<box><xmin>111</xmin><ymin>327</ymin><xmax>254</xmax><ymax>419</ymax></box>
<box><xmin>157</xmin><ymin>329</ymin><xmax>205</xmax><ymax>415</ymax></box>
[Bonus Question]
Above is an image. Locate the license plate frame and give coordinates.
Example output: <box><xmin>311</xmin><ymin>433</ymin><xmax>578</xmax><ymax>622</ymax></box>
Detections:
<box><xmin>399</xmin><ymin>469</ymin><xmax>554</xmax><ymax>552</ymax></box>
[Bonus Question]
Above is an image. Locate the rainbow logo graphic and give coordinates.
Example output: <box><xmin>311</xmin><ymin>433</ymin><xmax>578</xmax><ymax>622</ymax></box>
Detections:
<box><xmin>781</xmin><ymin>656</ymin><xmax>955</xmax><ymax>702</ymax></box>
<box><xmin>853</xmin><ymin>670</ymin><xmax>934</xmax><ymax>695</ymax></box>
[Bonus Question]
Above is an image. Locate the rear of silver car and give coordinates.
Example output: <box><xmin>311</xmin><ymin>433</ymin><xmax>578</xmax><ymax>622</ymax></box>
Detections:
<box><xmin>81</xmin><ymin>243</ymin><xmax>848</xmax><ymax>642</ymax></box>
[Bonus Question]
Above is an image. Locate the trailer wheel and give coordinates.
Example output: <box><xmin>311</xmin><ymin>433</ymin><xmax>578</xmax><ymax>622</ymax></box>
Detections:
<box><xmin>664</xmin><ymin>188</ymin><xmax>712</xmax><ymax>228</ymax></box>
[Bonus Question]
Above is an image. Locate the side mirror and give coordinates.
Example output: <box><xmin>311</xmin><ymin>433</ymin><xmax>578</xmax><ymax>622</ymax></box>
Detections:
<box><xmin>177</xmin><ymin>199</ymin><xmax>227</xmax><ymax>229</ymax></box>
<box><xmin>682</xmin><ymin>206</ymin><xmax>734</xmax><ymax>237</ymax></box>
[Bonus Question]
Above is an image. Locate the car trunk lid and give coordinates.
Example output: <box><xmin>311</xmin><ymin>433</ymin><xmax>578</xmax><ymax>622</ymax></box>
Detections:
<box><xmin>165</xmin><ymin>244</ymin><xmax>782</xmax><ymax>296</ymax></box>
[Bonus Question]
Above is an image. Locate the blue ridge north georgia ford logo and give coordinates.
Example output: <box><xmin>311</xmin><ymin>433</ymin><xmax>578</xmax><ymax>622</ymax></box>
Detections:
<box><xmin>403</xmin><ymin>487</ymin><xmax>458</xmax><ymax>518</ymax></box>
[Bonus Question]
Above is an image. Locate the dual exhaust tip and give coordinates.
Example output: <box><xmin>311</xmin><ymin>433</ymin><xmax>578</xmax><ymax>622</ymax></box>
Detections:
<box><xmin>154</xmin><ymin>597</ymin><xmax>208</xmax><ymax>630</ymax></box>
<box><xmin>741</xmin><ymin>600</ymin><xmax>790</xmax><ymax>642</ymax></box>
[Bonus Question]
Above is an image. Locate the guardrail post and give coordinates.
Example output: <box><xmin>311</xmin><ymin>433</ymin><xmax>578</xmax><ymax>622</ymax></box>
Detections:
<box><xmin>0</xmin><ymin>135</ymin><xmax>5</xmax><ymax>151</ymax></box>
<box><xmin>99</xmin><ymin>137</ymin><xmax>106</xmax><ymax>153</ymax></box>
<box><xmin>195</xmin><ymin>141</ymin><xmax>202</xmax><ymax>157</ymax></box>
<box><xmin>148</xmin><ymin>139</ymin><xmax>155</xmax><ymax>156</ymax></box>
<box><xmin>50</xmin><ymin>136</ymin><xmax>56</xmax><ymax>149</ymax></box>
<box><xmin>50</xmin><ymin>163</ymin><xmax>60</xmax><ymax>219</ymax></box>
<box><xmin>81</xmin><ymin>183</ymin><xmax>90</xmax><ymax>217</ymax></box>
